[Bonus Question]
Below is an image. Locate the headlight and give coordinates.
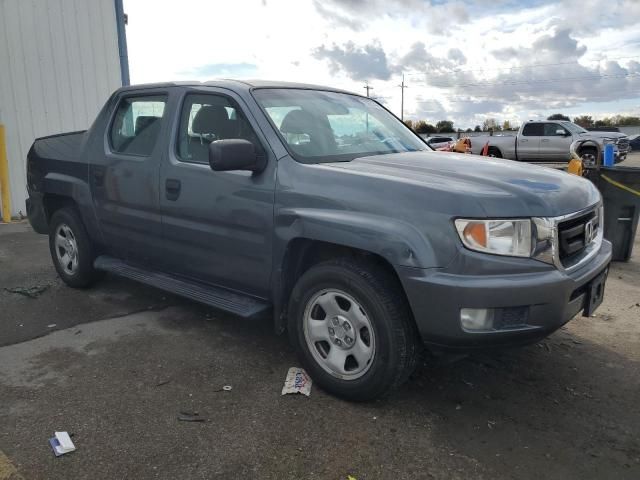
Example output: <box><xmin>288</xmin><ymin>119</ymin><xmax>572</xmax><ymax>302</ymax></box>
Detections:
<box><xmin>454</xmin><ymin>219</ymin><xmax>532</xmax><ymax>257</ymax></box>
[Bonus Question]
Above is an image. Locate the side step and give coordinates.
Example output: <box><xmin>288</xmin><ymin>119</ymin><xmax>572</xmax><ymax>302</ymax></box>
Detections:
<box><xmin>94</xmin><ymin>256</ymin><xmax>271</xmax><ymax>318</ymax></box>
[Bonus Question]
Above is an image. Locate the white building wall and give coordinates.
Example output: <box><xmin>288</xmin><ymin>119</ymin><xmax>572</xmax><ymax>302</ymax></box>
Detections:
<box><xmin>0</xmin><ymin>0</ymin><xmax>122</xmax><ymax>217</ymax></box>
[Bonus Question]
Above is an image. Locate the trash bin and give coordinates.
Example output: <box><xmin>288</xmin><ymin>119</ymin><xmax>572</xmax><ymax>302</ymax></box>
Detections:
<box><xmin>588</xmin><ymin>166</ymin><xmax>640</xmax><ymax>261</ymax></box>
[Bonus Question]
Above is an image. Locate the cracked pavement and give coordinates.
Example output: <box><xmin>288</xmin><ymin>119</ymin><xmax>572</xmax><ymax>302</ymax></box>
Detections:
<box><xmin>1</xmin><ymin>194</ymin><xmax>639</xmax><ymax>479</ymax></box>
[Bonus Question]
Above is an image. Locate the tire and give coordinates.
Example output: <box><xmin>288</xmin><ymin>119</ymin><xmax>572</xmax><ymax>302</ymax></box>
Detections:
<box><xmin>48</xmin><ymin>207</ymin><xmax>102</xmax><ymax>288</ymax></box>
<box><xmin>288</xmin><ymin>258</ymin><xmax>420</xmax><ymax>401</ymax></box>
<box><xmin>579</xmin><ymin>147</ymin><xmax>598</xmax><ymax>166</ymax></box>
<box><xmin>488</xmin><ymin>147</ymin><xmax>502</xmax><ymax>158</ymax></box>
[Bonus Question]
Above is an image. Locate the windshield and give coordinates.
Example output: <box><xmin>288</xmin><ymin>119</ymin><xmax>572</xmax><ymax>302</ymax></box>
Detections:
<box><xmin>253</xmin><ymin>89</ymin><xmax>429</xmax><ymax>163</ymax></box>
<box><xmin>560</xmin><ymin>121</ymin><xmax>588</xmax><ymax>134</ymax></box>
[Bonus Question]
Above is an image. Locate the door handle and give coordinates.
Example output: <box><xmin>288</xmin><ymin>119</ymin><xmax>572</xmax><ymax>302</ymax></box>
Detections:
<box><xmin>520</xmin><ymin>139</ymin><xmax>528</xmax><ymax>142</ymax></box>
<box><xmin>541</xmin><ymin>139</ymin><xmax>550</xmax><ymax>143</ymax></box>
<box><xmin>165</xmin><ymin>178</ymin><xmax>181</xmax><ymax>201</ymax></box>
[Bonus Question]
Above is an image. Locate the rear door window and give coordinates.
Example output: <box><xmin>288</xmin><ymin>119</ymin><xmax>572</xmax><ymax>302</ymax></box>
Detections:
<box><xmin>109</xmin><ymin>95</ymin><xmax>167</xmax><ymax>156</ymax></box>
<box><xmin>522</xmin><ymin>123</ymin><xmax>544</xmax><ymax>136</ymax></box>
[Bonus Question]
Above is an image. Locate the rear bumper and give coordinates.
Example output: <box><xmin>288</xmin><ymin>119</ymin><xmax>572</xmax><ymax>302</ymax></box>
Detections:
<box><xmin>26</xmin><ymin>192</ymin><xmax>48</xmax><ymax>234</ymax></box>
<box><xmin>399</xmin><ymin>240</ymin><xmax>612</xmax><ymax>350</ymax></box>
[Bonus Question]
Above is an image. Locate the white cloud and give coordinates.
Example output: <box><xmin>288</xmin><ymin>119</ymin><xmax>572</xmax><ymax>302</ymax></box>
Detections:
<box><xmin>123</xmin><ymin>0</ymin><xmax>640</xmax><ymax>128</ymax></box>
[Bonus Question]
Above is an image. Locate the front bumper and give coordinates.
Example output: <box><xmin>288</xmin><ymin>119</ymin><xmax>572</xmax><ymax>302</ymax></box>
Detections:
<box><xmin>399</xmin><ymin>239</ymin><xmax>612</xmax><ymax>350</ymax></box>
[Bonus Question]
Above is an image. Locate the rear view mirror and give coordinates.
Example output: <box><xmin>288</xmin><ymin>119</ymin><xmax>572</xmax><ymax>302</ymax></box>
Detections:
<box><xmin>208</xmin><ymin>139</ymin><xmax>266</xmax><ymax>172</ymax></box>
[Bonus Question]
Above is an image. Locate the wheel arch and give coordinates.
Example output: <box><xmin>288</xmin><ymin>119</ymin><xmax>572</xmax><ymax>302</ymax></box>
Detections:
<box><xmin>272</xmin><ymin>237</ymin><xmax>416</xmax><ymax>335</ymax></box>
<box><xmin>488</xmin><ymin>146</ymin><xmax>503</xmax><ymax>157</ymax></box>
<box><xmin>41</xmin><ymin>172</ymin><xmax>102</xmax><ymax>245</ymax></box>
<box><xmin>42</xmin><ymin>193</ymin><xmax>77</xmax><ymax>224</ymax></box>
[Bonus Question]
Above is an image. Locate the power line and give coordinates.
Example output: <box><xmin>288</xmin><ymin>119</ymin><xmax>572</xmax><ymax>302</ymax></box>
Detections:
<box><xmin>363</xmin><ymin>82</ymin><xmax>374</xmax><ymax>97</ymax></box>
<box><xmin>403</xmin><ymin>55</ymin><xmax>640</xmax><ymax>77</ymax></box>
<box><xmin>410</xmin><ymin>72</ymin><xmax>640</xmax><ymax>89</ymax></box>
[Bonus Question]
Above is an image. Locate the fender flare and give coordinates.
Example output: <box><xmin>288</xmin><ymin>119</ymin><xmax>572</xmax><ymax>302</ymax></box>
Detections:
<box><xmin>271</xmin><ymin>208</ymin><xmax>438</xmax><ymax>332</ymax></box>
<box><xmin>42</xmin><ymin>172</ymin><xmax>102</xmax><ymax>244</ymax></box>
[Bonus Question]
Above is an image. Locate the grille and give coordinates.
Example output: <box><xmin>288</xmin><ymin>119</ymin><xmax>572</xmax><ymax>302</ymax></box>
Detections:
<box><xmin>617</xmin><ymin>138</ymin><xmax>630</xmax><ymax>150</ymax></box>
<box><xmin>557</xmin><ymin>210</ymin><xmax>598</xmax><ymax>265</ymax></box>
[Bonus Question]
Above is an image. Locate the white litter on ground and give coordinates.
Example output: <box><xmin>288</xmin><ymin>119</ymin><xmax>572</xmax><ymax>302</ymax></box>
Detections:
<box><xmin>49</xmin><ymin>431</ymin><xmax>76</xmax><ymax>456</ymax></box>
<box><xmin>281</xmin><ymin>367</ymin><xmax>312</xmax><ymax>396</ymax></box>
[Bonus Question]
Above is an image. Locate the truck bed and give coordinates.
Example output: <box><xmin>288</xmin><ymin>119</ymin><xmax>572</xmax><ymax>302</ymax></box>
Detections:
<box><xmin>27</xmin><ymin>131</ymin><xmax>88</xmax><ymax>190</ymax></box>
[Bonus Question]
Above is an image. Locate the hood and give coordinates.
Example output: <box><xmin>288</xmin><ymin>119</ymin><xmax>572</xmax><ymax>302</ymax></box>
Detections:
<box><xmin>319</xmin><ymin>151</ymin><xmax>601</xmax><ymax>217</ymax></box>
<box><xmin>579</xmin><ymin>131</ymin><xmax>627</xmax><ymax>139</ymax></box>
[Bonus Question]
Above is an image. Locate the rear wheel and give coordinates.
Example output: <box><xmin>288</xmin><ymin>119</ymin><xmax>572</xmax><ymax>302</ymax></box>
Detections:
<box><xmin>288</xmin><ymin>258</ymin><xmax>420</xmax><ymax>401</ymax></box>
<box><xmin>488</xmin><ymin>147</ymin><xmax>502</xmax><ymax>158</ymax></box>
<box><xmin>48</xmin><ymin>207</ymin><xmax>102</xmax><ymax>288</ymax></box>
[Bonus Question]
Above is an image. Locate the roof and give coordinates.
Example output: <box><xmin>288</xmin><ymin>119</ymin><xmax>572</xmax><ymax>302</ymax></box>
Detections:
<box><xmin>117</xmin><ymin>79</ymin><xmax>356</xmax><ymax>95</ymax></box>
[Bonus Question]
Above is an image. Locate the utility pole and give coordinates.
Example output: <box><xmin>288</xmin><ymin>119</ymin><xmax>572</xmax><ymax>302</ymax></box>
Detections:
<box><xmin>363</xmin><ymin>82</ymin><xmax>373</xmax><ymax>97</ymax></box>
<box><xmin>398</xmin><ymin>74</ymin><xmax>408</xmax><ymax>121</ymax></box>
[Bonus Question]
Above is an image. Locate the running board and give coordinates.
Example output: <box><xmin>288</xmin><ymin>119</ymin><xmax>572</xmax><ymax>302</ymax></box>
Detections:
<box><xmin>94</xmin><ymin>256</ymin><xmax>271</xmax><ymax>318</ymax></box>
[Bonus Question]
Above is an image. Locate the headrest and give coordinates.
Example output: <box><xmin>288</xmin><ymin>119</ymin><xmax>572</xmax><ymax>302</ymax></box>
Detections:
<box><xmin>279</xmin><ymin>109</ymin><xmax>318</xmax><ymax>135</ymax></box>
<box><xmin>135</xmin><ymin>116</ymin><xmax>159</xmax><ymax>135</ymax></box>
<box><xmin>192</xmin><ymin>105</ymin><xmax>230</xmax><ymax>135</ymax></box>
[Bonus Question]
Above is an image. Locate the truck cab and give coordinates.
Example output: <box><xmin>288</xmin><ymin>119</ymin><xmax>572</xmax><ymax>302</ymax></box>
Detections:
<box><xmin>471</xmin><ymin>119</ymin><xmax>630</xmax><ymax>163</ymax></box>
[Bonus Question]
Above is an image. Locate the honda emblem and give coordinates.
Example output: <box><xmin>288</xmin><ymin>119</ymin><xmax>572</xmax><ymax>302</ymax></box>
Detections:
<box><xmin>584</xmin><ymin>219</ymin><xmax>596</xmax><ymax>244</ymax></box>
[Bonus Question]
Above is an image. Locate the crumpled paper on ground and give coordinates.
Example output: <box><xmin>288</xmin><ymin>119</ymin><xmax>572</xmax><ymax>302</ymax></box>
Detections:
<box><xmin>281</xmin><ymin>367</ymin><xmax>312</xmax><ymax>396</ymax></box>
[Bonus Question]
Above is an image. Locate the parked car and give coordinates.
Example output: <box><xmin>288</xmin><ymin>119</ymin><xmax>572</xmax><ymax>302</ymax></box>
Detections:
<box><xmin>470</xmin><ymin>120</ymin><xmax>630</xmax><ymax>163</ymax></box>
<box><xmin>628</xmin><ymin>134</ymin><xmax>640</xmax><ymax>152</ymax></box>
<box><xmin>26</xmin><ymin>81</ymin><xmax>611</xmax><ymax>401</ymax></box>
<box><xmin>424</xmin><ymin>136</ymin><xmax>453</xmax><ymax>150</ymax></box>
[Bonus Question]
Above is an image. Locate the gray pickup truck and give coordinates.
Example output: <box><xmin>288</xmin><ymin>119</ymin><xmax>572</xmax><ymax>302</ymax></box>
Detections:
<box><xmin>470</xmin><ymin>120</ymin><xmax>630</xmax><ymax>163</ymax></box>
<box><xmin>26</xmin><ymin>81</ymin><xmax>611</xmax><ymax>400</ymax></box>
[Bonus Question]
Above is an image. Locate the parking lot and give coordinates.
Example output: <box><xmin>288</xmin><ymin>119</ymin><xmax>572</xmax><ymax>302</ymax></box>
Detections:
<box><xmin>1</xmin><ymin>158</ymin><xmax>639</xmax><ymax>480</ymax></box>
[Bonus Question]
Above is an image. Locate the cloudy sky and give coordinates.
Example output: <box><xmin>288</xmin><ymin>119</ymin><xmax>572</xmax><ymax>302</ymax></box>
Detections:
<box><xmin>123</xmin><ymin>0</ymin><xmax>640</xmax><ymax>129</ymax></box>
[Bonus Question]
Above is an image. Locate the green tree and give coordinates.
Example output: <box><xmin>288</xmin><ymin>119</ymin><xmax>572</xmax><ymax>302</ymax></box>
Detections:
<box><xmin>414</xmin><ymin>120</ymin><xmax>437</xmax><ymax>134</ymax></box>
<box><xmin>547</xmin><ymin>113</ymin><xmax>570</xmax><ymax>121</ymax></box>
<box><xmin>611</xmin><ymin>115</ymin><xmax>640</xmax><ymax>126</ymax></box>
<box><xmin>502</xmin><ymin>120</ymin><xmax>511</xmax><ymax>131</ymax></box>
<box><xmin>573</xmin><ymin>115</ymin><xmax>594</xmax><ymax>128</ymax></box>
<box><xmin>594</xmin><ymin>118</ymin><xmax>612</xmax><ymax>128</ymax></box>
<box><xmin>403</xmin><ymin>119</ymin><xmax>414</xmax><ymax>130</ymax></box>
<box><xmin>435</xmin><ymin>120</ymin><xmax>454</xmax><ymax>133</ymax></box>
<box><xmin>474</xmin><ymin>125</ymin><xmax>481</xmax><ymax>132</ymax></box>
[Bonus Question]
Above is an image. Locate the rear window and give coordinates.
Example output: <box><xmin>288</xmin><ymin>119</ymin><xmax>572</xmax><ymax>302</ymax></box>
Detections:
<box><xmin>109</xmin><ymin>95</ymin><xmax>167</xmax><ymax>156</ymax></box>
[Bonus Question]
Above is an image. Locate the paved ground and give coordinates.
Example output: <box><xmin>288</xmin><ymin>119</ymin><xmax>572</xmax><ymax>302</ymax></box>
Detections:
<box><xmin>1</xmin><ymin>159</ymin><xmax>639</xmax><ymax>479</ymax></box>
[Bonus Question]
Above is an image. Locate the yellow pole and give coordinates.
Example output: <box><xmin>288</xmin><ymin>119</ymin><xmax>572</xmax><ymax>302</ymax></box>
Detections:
<box><xmin>0</xmin><ymin>124</ymin><xmax>11</xmax><ymax>223</ymax></box>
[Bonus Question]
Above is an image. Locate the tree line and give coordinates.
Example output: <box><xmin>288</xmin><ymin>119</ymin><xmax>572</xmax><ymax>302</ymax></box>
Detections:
<box><xmin>404</xmin><ymin>114</ymin><xmax>640</xmax><ymax>134</ymax></box>
<box><xmin>563</xmin><ymin>114</ymin><xmax>640</xmax><ymax>128</ymax></box>
<box><xmin>403</xmin><ymin>118</ymin><xmax>518</xmax><ymax>134</ymax></box>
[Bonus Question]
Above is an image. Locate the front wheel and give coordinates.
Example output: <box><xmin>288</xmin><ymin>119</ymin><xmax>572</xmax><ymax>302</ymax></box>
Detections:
<box><xmin>579</xmin><ymin>147</ymin><xmax>598</xmax><ymax>166</ymax></box>
<box><xmin>288</xmin><ymin>258</ymin><xmax>420</xmax><ymax>401</ymax></box>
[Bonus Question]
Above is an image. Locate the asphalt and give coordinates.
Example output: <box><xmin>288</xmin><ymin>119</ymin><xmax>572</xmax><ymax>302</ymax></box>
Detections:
<box><xmin>0</xmin><ymin>159</ymin><xmax>639</xmax><ymax>479</ymax></box>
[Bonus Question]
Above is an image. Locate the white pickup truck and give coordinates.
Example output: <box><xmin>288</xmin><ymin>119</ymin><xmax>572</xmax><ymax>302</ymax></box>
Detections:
<box><xmin>469</xmin><ymin>120</ymin><xmax>630</xmax><ymax>163</ymax></box>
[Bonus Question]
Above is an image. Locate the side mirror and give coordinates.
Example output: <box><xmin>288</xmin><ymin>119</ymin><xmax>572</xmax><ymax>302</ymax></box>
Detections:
<box><xmin>556</xmin><ymin>129</ymin><xmax>568</xmax><ymax>136</ymax></box>
<box><xmin>208</xmin><ymin>139</ymin><xmax>266</xmax><ymax>172</ymax></box>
